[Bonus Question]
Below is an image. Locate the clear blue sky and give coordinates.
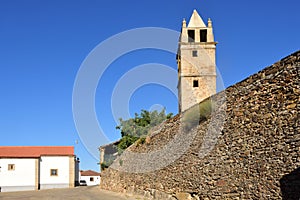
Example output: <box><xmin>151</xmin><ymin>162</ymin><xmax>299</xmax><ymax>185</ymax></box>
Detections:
<box><xmin>0</xmin><ymin>0</ymin><xmax>299</xmax><ymax>172</ymax></box>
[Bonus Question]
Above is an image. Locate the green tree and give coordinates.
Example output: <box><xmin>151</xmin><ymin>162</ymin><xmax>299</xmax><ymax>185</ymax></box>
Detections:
<box><xmin>116</xmin><ymin>109</ymin><xmax>173</xmax><ymax>152</ymax></box>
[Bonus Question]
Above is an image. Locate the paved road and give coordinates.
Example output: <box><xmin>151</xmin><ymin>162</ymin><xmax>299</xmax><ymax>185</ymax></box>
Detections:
<box><xmin>0</xmin><ymin>186</ymin><xmax>142</xmax><ymax>200</ymax></box>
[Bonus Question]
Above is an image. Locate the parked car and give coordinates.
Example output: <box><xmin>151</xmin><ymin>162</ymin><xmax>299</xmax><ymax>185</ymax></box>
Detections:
<box><xmin>79</xmin><ymin>180</ymin><xmax>87</xmax><ymax>186</ymax></box>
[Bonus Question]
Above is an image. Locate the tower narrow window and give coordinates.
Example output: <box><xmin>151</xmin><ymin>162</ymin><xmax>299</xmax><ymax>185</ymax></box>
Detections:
<box><xmin>188</xmin><ymin>30</ymin><xmax>195</xmax><ymax>42</ymax></box>
<box><xmin>193</xmin><ymin>80</ymin><xmax>199</xmax><ymax>87</ymax></box>
<box><xmin>200</xmin><ymin>29</ymin><xmax>207</xmax><ymax>42</ymax></box>
<box><xmin>192</xmin><ymin>50</ymin><xmax>198</xmax><ymax>57</ymax></box>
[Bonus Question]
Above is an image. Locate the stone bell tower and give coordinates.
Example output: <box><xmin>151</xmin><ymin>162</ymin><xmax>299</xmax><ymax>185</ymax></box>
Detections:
<box><xmin>177</xmin><ymin>9</ymin><xmax>217</xmax><ymax>112</ymax></box>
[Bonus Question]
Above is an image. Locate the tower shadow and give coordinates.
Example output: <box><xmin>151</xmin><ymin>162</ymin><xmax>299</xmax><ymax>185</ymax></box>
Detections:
<box><xmin>280</xmin><ymin>167</ymin><xmax>300</xmax><ymax>200</ymax></box>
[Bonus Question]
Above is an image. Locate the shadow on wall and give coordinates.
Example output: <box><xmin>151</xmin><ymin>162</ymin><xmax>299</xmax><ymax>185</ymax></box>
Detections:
<box><xmin>280</xmin><ymin>167</ymin><xmax>300</xmax><ymax>200</ymax></box>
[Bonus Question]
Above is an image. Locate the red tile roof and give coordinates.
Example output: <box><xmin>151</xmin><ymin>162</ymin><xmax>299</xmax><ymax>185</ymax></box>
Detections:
<box><xmin>80</xmin><ymin>170</ymin><xmax>101</xmax><ymax>176</ymax></box>
<box><xmin>0</xmin><ymin>146</ymin><xmax>74</xmax><ymax>158</ymax></box>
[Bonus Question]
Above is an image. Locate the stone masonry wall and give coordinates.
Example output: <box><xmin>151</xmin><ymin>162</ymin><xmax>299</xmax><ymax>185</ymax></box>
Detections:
<box><xmin>100</xmin><ymin>51</ymin><xmax>300</xmax><ymax>199</ymax></box>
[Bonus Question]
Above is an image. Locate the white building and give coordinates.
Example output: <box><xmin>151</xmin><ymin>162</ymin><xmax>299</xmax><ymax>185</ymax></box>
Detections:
<box><xmin>80</xmin><ymin>170</ymin><xmax>101</xmax><ymax>186</ymax></box>
<box><xmin>0</xmin><ymin>146</ymin><xmax>79</xmax><ymax>192</ymax></box>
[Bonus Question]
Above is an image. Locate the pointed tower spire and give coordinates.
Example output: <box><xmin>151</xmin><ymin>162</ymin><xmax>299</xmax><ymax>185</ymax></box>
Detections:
<box><xmin>188</xmin><ymin>9</ymin><xmax>206</xmax><ymax>28</ymax></box>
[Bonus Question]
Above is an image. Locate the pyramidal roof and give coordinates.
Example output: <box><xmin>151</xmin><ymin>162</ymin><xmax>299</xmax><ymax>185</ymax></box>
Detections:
<box><xmin>188</xmin><ymin>9</ymin><xmax>206</xmax><ymax>28</ymax></box>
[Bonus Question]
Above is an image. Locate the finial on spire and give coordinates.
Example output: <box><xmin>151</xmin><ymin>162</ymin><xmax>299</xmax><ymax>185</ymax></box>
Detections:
<box><xmin>208</xmin><ymin>18</ymin><xmax>212</xmax><ymax>28</ymax></box>
<box><xmin>182</xmin><ymin>18</ymin><xmax>186</xmax><ymax>28</ymax></box>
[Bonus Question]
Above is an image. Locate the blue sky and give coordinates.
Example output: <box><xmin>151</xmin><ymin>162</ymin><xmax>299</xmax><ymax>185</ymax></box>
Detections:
<box><xmin>0</xmin><ymin>0</ymin><xmax>299</xmax><ymax>171</ymax></box>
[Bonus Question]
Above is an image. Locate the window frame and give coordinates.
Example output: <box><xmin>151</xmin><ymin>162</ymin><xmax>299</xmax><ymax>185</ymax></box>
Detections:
<box><xmin>8</xmin><ymin>164</ymin><xmax>15</xmax><ymax>171</ymax></box>
<box><xmin>50</xmin><ymin>169</ymin><xmax>58</xmax><ymax>176</ymax></box>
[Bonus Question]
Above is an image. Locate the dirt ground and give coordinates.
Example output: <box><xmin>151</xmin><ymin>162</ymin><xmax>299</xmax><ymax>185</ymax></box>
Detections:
<box><xmin>0</xmin><ymin>186</ymin><xmax>143</xmax><ymax>200</ymax></box>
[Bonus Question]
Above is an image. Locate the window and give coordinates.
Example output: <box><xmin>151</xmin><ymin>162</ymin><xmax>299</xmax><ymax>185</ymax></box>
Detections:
<box><xmin>188</xmin><ymin>30</ymin><xmax>195</xmax><ymax>42</ymax></box>
<box><xmin>50</xmin><ymin>169</ymin><xmax>58</xmax><ymax>176</ymax></box>
<box><xmin>90</xmin><ymin>177</ymin><xmax>94</xmax><ymax>182</ymax></box>
<box><xmin>200</xmin><ymin>29</ymin><xmax>207</xmax><ymax>42</ymax></box>
<box><xmin>8</xmin><ymin>164</ymin><xmax>15</xmax><ymax>171</ymax></box>
<box><xmin>192</xmin><ymin>50</ymin><xmax>198</xmax><ymax>57</ymax></box>
<box><xmin>193</xmin><ymin>80</ymin><xmax>199</xmax><ymax>87</ymax></box>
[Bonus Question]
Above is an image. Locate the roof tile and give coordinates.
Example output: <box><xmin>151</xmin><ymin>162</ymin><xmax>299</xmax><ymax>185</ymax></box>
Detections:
<box><xmin>80</xmin><ymin>170</ymin><xmax>101</xmax><ymax>176</ymax></box>
<box><xmin>0</xmin><ymin>146</ymin><xmax>74</xmax><ymax>158</ymax></box>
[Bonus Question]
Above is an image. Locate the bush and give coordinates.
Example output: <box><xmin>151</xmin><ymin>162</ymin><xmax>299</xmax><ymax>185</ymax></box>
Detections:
<box><xmin>117</xmin><ymin>135</ymin><xmax>139</xmax><ymax>153</ymax></box>
<box><xmin>136</xmin><ymin>137</ymin><xmax>146</xmax><ymax>146</ymax></box>
<box><xmin>116</xmin><ymin>109</ymin><xmax>173</xmax><ymax>152</ymax></box>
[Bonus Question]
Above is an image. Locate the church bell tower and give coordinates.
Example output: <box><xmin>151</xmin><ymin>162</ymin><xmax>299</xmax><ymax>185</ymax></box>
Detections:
<box><xmin>177</xmin><ymin>9</ymin><xmax>217</xmax><ymax>112</ymax></box>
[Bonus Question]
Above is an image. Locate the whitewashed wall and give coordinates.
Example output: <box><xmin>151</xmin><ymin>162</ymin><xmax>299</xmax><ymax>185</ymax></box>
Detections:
<box><xmin>39</xmin><ymin>156</ymin><xmax>70</xmax><ymax>189</ymax></box>
<box><xmin>0</xmin><ymin>158</ymin><xmax>36</xmax><ymax>192</ymax></box>
<box><xmin>80</xmin><ymin>175</ymin><xmax>101</xmax><ymax>186</ymax></box>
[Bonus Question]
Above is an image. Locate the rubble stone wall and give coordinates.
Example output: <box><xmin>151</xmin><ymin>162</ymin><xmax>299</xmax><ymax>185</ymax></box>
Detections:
<box><xmin>100</xmin><ymin>51</ymin><xmax>300</xmax><ymax>199</ymax></box>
